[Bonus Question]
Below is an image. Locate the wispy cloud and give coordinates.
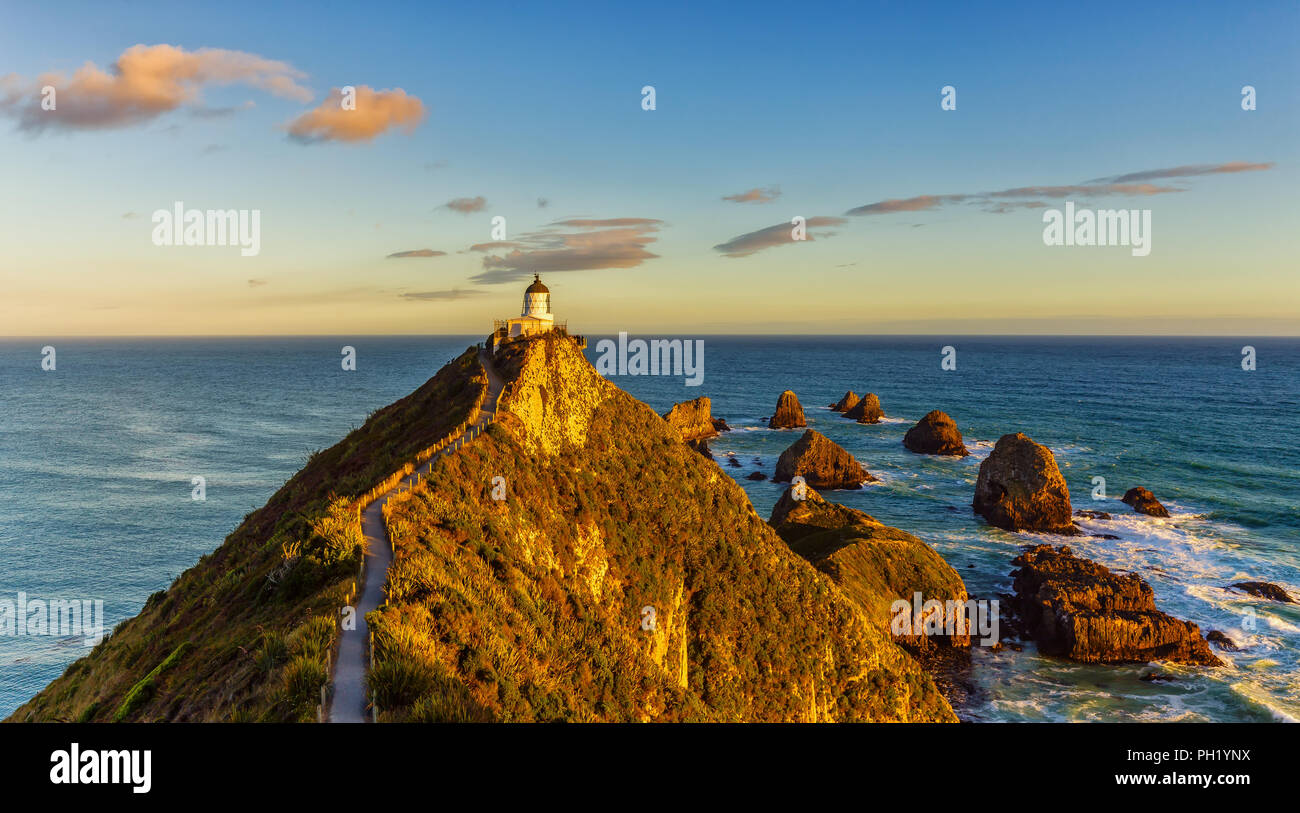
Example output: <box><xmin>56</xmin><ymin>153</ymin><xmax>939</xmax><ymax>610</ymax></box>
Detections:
<box><xmin>713</xmin><ymin>216</ymin><xmax>845</xmax><ymax>258</ymax></box>
<box><xmin>386</xmin><ymin>249</ymin><xmax>445</xmax><ymax>258</ymax></box>
<box><xmin>400</xmin><ymin>289</ymin><xmax>486</xmax><ymax>301</ymax></box>
<box><xmin>247</xmin><ymin>278</ymin><xmax>268</xmax><ymax>287</ymax></box>
<box><xmin>469</xmin><ymin>217</ymin><xmax>662</xmax><ymax>284</ymax></box>
<box><xmin>844</xmin><ymin>162</ymin><xmax>1273</xmax><ymax>218</ymax></box>
<box><xmin>722</xmin><ymin>186</ymin><xmax>781</xmax><ymax>204</ymax></box>
<box><xmin>189</xmin><ymin>100</ymin><xmax>255</xmax><ymax>119</ymax></box>
<box><xmin>845</xmin><ymin>194</ymin><xmax>966</xmax><ymax>216</ymax></box>
<box><xmin>0</xmin><ymin>44</ymin><xmax>310</xmax><ymax>132</ymax></box>
<box><xmin>467</xmin><ymin>241</ymin><xmax>526</xmax><ymax>252</ymax></box>
<box><xmin>443</xmin><ymin>196</ymin><xmax>487</xmax><ymax>214</ymax></box>
<box><xmin>286</xmin><ymin>85</ymin><xmax>425</xmax><ymax>144</ymax></box>
<box><xmin>1088</xmin><ymin>161</ymin><xmax>1275</xmax><ymax>184</ymax></box>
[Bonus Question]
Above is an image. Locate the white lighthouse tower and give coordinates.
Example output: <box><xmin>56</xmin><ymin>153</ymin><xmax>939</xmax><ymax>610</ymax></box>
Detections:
<box><xmin>490</xmin><ymin>274</ymin><xmax>569</xmax><ymax>353</ymax></box>
<box><xmin>520</xmin><ymin>274</ymin><xmax>553</xmax><ymax>328</ymax></box>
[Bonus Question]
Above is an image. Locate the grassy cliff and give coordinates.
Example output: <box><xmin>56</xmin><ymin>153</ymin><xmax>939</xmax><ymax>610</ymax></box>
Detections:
<box><xmin>8</xmin><ymin>348</ymin><xmax>486</xmax><ymax>722</ymax></box>
<box><xmin>368</xmin><ymin>334</ymin><xmax>956</xmax><ymax>722</ymax></box>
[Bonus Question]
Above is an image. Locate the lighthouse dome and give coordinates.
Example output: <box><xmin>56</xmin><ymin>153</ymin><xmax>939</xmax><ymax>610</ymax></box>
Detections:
<box><xmin>521</xmin><ymin>273</ymin><xmax>551</xmax><ymax>317</ymax></box>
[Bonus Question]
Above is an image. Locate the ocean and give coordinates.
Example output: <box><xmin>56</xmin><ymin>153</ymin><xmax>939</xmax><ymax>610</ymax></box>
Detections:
<box><xmin>1</xmin><ymin>336</ymin><xmax>1297</xmax><ymax>721</ymax></box>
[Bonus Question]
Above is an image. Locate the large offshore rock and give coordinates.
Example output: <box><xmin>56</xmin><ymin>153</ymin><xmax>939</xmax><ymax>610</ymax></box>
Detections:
<box><xmin>844</xmin><ymin>393</ymin><xmax>884</xmax><ymax>424</ymax></box>
<box><xmin>1011</xmin><ymin>545</ymin><xmax>1222</xmax><ymax>666</ymax></box>
<box><xmin>774</xmin><ymin>430</ymin><xmax>874</xmax><ymax>489</ymax></box>
<box><xmin>903</xmin><ymin>410</ymin><xmax>969</xmax><ymax>457</ymax></box>
<box><xmin>768</xmin><ymin>390</ymin><xmax>807</xmax><ymax>429</ymax></box>
<box><xmin>972</xmin><ymin>433</ymin><xmax>1078</xmax><ymax>535</ymax></box>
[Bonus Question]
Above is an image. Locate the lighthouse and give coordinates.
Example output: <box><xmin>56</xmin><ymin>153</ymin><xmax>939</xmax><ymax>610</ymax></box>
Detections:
<box><xmin>490</xmin><ymin>274</ymin><xmax>579</xmax><ymax>354</ymax></box>
<box><xmin>521</xmin><ymin>274</ymin><xmax>553</xmax><ymax>325</ymax></box>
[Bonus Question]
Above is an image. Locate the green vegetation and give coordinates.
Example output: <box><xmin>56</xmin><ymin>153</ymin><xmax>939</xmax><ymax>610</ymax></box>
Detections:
<box><xmin>369</xmin><ymin>334</ymin><xmax>955</xmax><ymax>722</ymax></box>
<box><xmin>8</xmin><ymin>348</ymin><xmax>487</xmax><ymax>722</ymax></box>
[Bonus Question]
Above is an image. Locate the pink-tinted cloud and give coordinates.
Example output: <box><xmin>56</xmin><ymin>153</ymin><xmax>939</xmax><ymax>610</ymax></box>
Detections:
<box><xmin>713</xmin><ymin>216</ymin><xmax>846</xmax><ymax>258</ymax></box>
<box><xmin>444</xmin><ymin>196</ymin><xmax>487</xmax><ymax>214</ymax></box>
<box><xmin>286</xmin><ymin>85</ymin><xmax>425</xmax><ymax>144</ymax></box>
<box><xmin>470</xmin><ymin>218</ymin><xmax>662</xmax><ymax>284</ymax></box>
<box><xmin>1092</xmin><ymin>161</ymin><xmax>1275</xmax><ymax>184</ymax></box>
<box><xmin>722</xmin><ymin>186</ymin><xmax>781</xmax><ymax>204</ymax></box>
<box><xmin>985</xmin><ymin>183</ymin><xmax>1181</xmax><ymax>199</ymax></box>
<box><xmin>386</xmin><ymin>249</ymin><xmax>445</xmax><ymax>258</ymax></box>
<box><xmin>467</xmin><ymin>241</ymin><xmax>526</xmax><ymax>252</ymax></box>
<box><xmin>1</xmin><ymin>44</ymin><xmax>311</xmax><ymax>131</ymax></box>
<box><xmin>845</xmin><ymin>194</ymin><xmax>966</xmax><ymax>216</ymax></box>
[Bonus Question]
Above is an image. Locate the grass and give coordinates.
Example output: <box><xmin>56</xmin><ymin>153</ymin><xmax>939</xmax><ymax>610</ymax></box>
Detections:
<box><xmin>9</xmin><ymin>347</ymin><xmax>487</xmax><ymax>723</ymax></box>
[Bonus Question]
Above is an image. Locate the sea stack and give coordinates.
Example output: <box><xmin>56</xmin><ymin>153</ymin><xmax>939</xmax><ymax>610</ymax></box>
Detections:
<box><xmin>662</xmin><ymin>396</ymin><xmax>720</xmax><ymax>442</ymax></box>
<box><xmin>844</xmin><ymin>393</ymin><xmax>884</xmax><ymax>424</ymax></box>
<box><xmin>1012</xmin><ymin>545</ymin><xmax>1222</xmax><ymax>666</ymax></box>
<box><xmin>1121</xmin><ymin>487</ymin><xmax>1170</xmax><ymax>518</ymax></box>
<box><xmin>774</xmin><ymin>429</ymin><xmax>875</xmax><ymax>489</ymax></box>
<box><xmin>972</xmin><ymin>433</ymin><xmax>1078</xmax><ymax>534</ymax></box>
<box><xmin>768</xmin><ymin>390</ymin><xmax>807</xmax><ymax>429</ymax></box>
<box><xmin>829</xmin><ymin>391</ymin><xmax>860</xmax><ymax>412</ymax></box>
<box><xmin>903</xmin><ymin>410</ymin><xmax>970</xmax><ymax>456</ymax></box>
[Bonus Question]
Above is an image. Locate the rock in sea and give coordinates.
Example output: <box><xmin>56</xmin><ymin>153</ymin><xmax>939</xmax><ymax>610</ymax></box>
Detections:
<box><xmin>972</xmin><ymin>433</ymin><xmax>1078</xmax><ymax>535</ymax></box>
<box><xmin>902</xmin><ymin>410</ymin><xmax>969</xmax><ymax>456</ymax></box>
<box><xmin>774</xmin><ymin>429</ymin><xmax>875</xmax><ymax>489</ymax></box>
<box><xmin>767</xmin><ymin>390</ymin><xmax>807</xmax><ymax>429</ymax></box>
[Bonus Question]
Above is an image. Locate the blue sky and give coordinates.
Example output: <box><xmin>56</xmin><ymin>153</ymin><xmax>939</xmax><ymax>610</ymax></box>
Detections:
<box><xmin>1</xmin><ymin>0</ymin><xmax>1296</xmax><ymax>334</ymax></box>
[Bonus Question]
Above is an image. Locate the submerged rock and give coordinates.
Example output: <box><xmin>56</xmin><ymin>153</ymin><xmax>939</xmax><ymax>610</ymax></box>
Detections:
<box><xmin>768</xmin><ymin>390</ymin><xmax>807</xmax><ymax>429</ymax></box>
<box><xmin>902</xmin><ymin>410</ymin><xmax>969</xmax><ymax>456</ymax></box>
<box><xmin>769</xmin><ymin>485</ymin><xmax>969</xmax><ymax>650</ymax></box>
<box><xmin>774</xmin><ymin>430</ymin><xmax>874</xmax><ymax>489</ymax></box>
<box><xmin>1075</xmin><ymin>509</ymin><xmax>1111</xmax><ymax>520</ymax></box>
<box><xmin>1122</xmin><ymin>486</ymin><xmax>1171</xmax><ymax>518</ymax></box>
<box><xmin>1010</xmin><ymin>545</ymin><xmax>1222</xmax><ymax>666</ymax></box>
<box><xmin>745</xmin><ymin>471</ymin><xmax>767</xmax><ymax>481</ymax></box>
<box><xmin>662</xmin><ymin>396</ymin><xmax>720</xmax><ymax>442</ymax></box>
<box><xmin>1205</xmin><ymin>630</ymin><xmax>1239</xmax><ymax>651</ymax></box>
<box><xmin>1230</xmin><ymin>581</ymin><xmax>1296</xmax><ymax>603</ymax></box>
<box><xmin>972</xmin><ymin>433</ymin><xmax>1079</xmax><ymax>535</ymax></box>
<box><xmin>844</xmin><ymin>392</ymin><xmax>884</xmax><ymax>424</ymax></box>
<box><xmin>829</xmin><ymin>391</ymin><xmax>860</xmax><ymax>412</ymax></box>
<box><xmin>711</xmin><ymin>417</ymin><xmax>731</xmax><ymax>433</ymax></box>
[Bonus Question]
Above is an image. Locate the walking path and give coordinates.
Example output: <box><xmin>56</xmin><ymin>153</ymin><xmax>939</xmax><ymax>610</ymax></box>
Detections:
<box><xmin>327</xmin><ymin>348</ymin><xmax>504</xmax><ymax>722</ymax></box>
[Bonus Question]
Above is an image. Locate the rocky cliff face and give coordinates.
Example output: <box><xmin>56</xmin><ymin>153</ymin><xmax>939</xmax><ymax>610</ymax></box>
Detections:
<box><xmin>372</xmin><ymin>334</ymin><xmax>955</xmax><ymax>722</ymax></box>
<box><xmin>769</xmin><ymin>487</ymin><xmax>969</xmax><ymax>650</ymax></box>
<box><xmin>1011</xmin><ymin>545</ymin><xmax>1222</xmax><ymax>666</ymax></box>
<box><xmin>973</xmin><ymin>433</ymin><xmax>1078</xmax><ymax>535</ymax></box>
